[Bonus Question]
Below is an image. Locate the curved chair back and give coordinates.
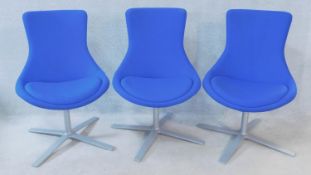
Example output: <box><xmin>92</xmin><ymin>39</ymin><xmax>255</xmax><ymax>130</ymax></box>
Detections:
<box><xmin>114</xmin><ymin>8</ymin><xmax>199</xmax><ymax>79</ymax></box>
<box><xmin>209</xmin><ymin>9</ymin><xmax>295</xmax><ymax>84</ymax></box>
<box><xmin>20</xmin><ymin>10</ymin><xmax>102</xmax><ymax>83</ymax></box>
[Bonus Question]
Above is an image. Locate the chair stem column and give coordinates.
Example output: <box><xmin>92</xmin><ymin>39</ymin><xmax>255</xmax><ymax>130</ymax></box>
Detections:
<box><xmin>153</xmin><ymin>108</ymin><xmax>160</xmax><ymax>131</ymax></box>
<box><xmin>240</xmin><ymin>112</ymin><xmax>249</xmax><ymax>136</ymax></box>
<box><xmin>64</xmin><ymin>110</ymin><xmax>72</xmax><ymax>134</ymax></box>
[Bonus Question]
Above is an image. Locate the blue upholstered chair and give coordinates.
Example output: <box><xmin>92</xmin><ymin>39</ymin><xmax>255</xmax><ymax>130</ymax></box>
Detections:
<box><xmin>197</xmin><ymin>9</ymin><xmax>297</xmax><ymax>163</ymax></box>
<box><xmin>16</xmin><ymin>10</ymin><xmax>115</xmax><ymax>167</ymax></box>
<box><xmin>112</xmin><ymin>8</ymin><xmax>204</xmax><ymax>161</ymax></box>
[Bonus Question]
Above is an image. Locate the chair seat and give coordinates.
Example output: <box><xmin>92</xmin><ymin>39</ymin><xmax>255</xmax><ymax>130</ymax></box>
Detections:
<box><xmin>25</xmin><ymin>77</ymin><xmax>102</xmax><ymax>105</ymax></box>
<box><xmin>210</xmin><ymin>76</ymin><xmax>288</xmax><ymax>108</ymax></box>
<box><xmin>120</xmin><ymin>76</ymin><xmax>193</xmax><ymax>102</ymax></box>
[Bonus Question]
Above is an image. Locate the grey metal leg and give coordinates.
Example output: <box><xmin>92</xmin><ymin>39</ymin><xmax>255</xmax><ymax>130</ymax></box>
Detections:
<box><xmin>196</xmin><ymin>123</ymin><xmax>239</xmax><ymax>135</ymax></box>
<box><xmin>219</xmin><ymin>135</ymin><xmax>244</xmax><ymax>163</ymax></box>
<box><xmin>29</xmin><ymin>128</ymin><xmax>64</xmax><ymax>136</ymax></box>
<box><xmin>160</xmin><ymin>130</ymin><xmax>205</xmax><ymax>145</ymax></box>
<box><xmin>112</xmin><ymin>108</ymin><xmax>204</xmax><ymax>162</ymax></box>
<box><xmin>246</xmin><ymin>135</ymin><xmax>296</xmax><ymax>157</ymax></box>
<box><xmin>111</xmin><ymin>124</ymin><xmax>152</xmax><ymax>131</ymax></box>
<box><xmin>72</xmin><ymin>117</ymin><xmax>99</xmax><ymax>132</ymax></box>
<box><xmin>70</xmin><ymin>134</ymin><xmax>115</xmax><ymax>151</ymax></box>
<box><xmin>32</xmin><ymin>135</ymin><xmax>68</xmax><ymax>167</ymax></box>
<box><xmin>197</xmin><ymin>112</ymin><xmax>295</xmax><ymax>164</ymax></box>
<box><xmin>30</xmin><ymin>110</ymin><xmax>115</xmax><ymax>167</ymax></box>
<box><xmin>135</xmin><ymin>131</ymin><xmax>158</xmax><ymax>162</ymax></box>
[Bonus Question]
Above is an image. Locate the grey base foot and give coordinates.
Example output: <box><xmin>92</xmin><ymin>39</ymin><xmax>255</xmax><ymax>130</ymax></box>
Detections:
<box><xmin>219</xmin><ymin>135</ymin><xmax>244</xmax><ymax>163</ymax></box>
<box><xmin>160</xmin><ymin>130</ymin><xmax>205</xmax><ymax>145</ymax></box>
<box><xmin>29</xmin><ymin>128</ymin><xmax>64</xmax><ymax>136</ymax></box>
<box><xmin>246</xmin><ymin>135</ymin><xmax>296</xmax><ymax>157</ymax></box>
<box><xmin>30</xmin><ymin>116</ymin><xmax>115</xmax><ymax>167</ymax></box>
<box><xmin>71</xmin><ymin>134</ymin><xmax>115</xmax><ymax>151</ymax></box>
<box><xmin>197</xmin><ymin>123</ymin><xmax>239</xmax><ymax>135</ymax></box>
<box><xmin>32</xmin><ymin>135</ymin><xmax>68</xmax><ymax>167</ymax></box>
<box><xmin>197</xmin><ymin>117</ymin><xmax>295</xmax><ymax>164</ymax></box>
<box><xmin>135</xmin><ymin>131</ymin><xmax>158</xmax><ymax>162</ymax></box>
<box><xmin>111</xmin><ymin>124</ymin><xmax>152</xmax><ymax>131</ymax></box>
<box><xmin>112</xmin><ymin>111</ymin><xmax>204</xmax><ymax>162</ymax></box>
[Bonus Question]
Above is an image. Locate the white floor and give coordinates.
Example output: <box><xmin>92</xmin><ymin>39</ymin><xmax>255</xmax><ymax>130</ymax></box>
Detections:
<box><xmin>0</xmin><ymin>110</ymin><xmax>310</xmax><ymax>175</ymax></box>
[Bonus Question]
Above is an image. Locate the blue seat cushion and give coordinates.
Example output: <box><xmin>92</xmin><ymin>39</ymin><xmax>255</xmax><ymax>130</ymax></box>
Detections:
<box><xmin>210</xmin><ymin>76</ymin><xmax>288</xmax><ymax>108</ymax></box>
<box><xmin>121</xmin><ymin>76</ymin><xmax>193</xmax><ymax>102</ymax></box>
<box><xmin>25</xmin><ymin>77</ymin><xmax>102</xmax><ymax>105</ymax></box>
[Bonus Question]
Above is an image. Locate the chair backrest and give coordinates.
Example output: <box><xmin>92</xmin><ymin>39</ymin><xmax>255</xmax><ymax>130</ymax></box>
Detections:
<box><xmin>115</xmin><ymin>8</ymin><xmax>198</xmax><ymax>78</ymax></box>
<box><xmin>20</xmin><ymin>10</ymin><xmax>100</xmax><ymax>82</ymax></box>
<box><xmin>211</xmin><ymin>9</ymin><xmax>294</xmax><ymax>83</ymax></box>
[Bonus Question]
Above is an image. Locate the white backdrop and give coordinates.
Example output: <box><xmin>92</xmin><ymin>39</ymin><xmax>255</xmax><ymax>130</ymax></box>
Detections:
<box><xmin>0</xmin><ymin>0</ymin><xmax>310</xmax><ymax>120</ymax></box>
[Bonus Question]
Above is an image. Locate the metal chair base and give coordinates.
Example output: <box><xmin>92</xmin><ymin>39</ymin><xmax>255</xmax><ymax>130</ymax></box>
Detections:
<box><xmin>29</xmin><ymin>110</ymin><xmax>115</xmax><ymax>167</ymax></box>
<box><xmin>111</xmin><ymin>109</ymin><xmax>205</xmax><ymax>162</ymax></box>
<box><xmin>197</xmin><ymin>112</ymin><xmax>296</xmax><ymax>164</ymax></box>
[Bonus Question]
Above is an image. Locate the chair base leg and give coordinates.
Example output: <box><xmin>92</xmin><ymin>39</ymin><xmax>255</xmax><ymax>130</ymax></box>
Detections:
<box><xmin>112</xmin><ymin>110</ymin><xmax>205</xmax><ymax>162</ymax></box>
<box><xmin>29</xmin><ymin>128</ymin><xmax>64</xmax><ymax>136</ymax></box>
<box><xmin>30</xmin><ymin>112</ymin><xmax>115</xmax><ymax>167</ymax></box>
<box><xmin>197</xmin><ymin>113</ymin><xmax>296</xmax><ymax>164</ymax></box>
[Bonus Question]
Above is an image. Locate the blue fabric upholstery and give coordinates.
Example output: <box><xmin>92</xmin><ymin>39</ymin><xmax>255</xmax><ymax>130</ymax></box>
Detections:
<box><xmin>16</xmin><ymin>10</ymin><xmax>109</xmax><ymax>110</ymax></box>
<box><xmin>121</xmin><ymin>77</ymin><xmax>193</xmax><ymax>103</ymax></box>
<box><xmin>204</xmin><ymin>9</ymin><xmax>297</xmax><ymax>112</ymax></box>
<box><xmin>113</xmin><ymin>8</ymin><xmax>201</xmax><ymax>107</ymax></box>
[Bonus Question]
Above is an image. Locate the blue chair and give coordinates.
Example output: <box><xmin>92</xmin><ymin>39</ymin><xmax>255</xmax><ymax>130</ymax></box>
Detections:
<box><xmin>16</xmin><ymin>10</ymin><xmax>115</xmax><ymax>167</ymax></box>
<box><xmin>112</xmin><ymin>8</ymin><xmax>204</xmax><ymax>161</ymax></box>
<box><xmin>197</xmin><ymin>9</ymin><xmax>297</xmax><ymax>163</ymax></box>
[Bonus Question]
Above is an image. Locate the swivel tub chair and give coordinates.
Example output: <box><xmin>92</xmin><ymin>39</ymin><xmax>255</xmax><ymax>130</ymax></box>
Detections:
<box><xmin>112</xmin><ymin>8</ymin><xmax>204</xmax><ymax>161</ymax></box>
<box><xmin>16</xmin><ymin>10</ymin><xmax>115</xmax><ymax>167</ymax></box>
<box><xmin>197</xmin><ymin>9</ymin><xmax>297</xmax><ymax>163</ymax></box>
